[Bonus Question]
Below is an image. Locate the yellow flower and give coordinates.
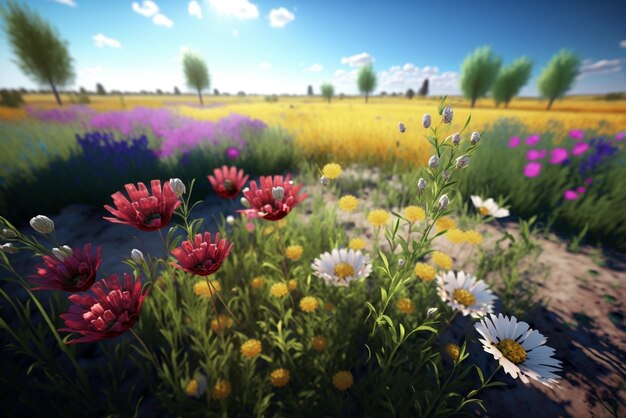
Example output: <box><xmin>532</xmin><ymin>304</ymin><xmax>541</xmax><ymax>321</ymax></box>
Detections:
<box><xmin>414</xmin><ymin>262</ymin><xmax>437</xmax><ymax>281</ymax></box>
<box><xmin>211</xmin><ymin>379</ymin><xmax>232</xmax><ymax>400</ymax></box>
<box><xmin>322</xmin><ymin>163</ymin><xmax>342</xmax><ymax>179</ymax></box>
<box><xmin>338</xmin><ymin>195</ymin><xmax>359</xmax><ymax>212</ymax></box>
<box><xmin>285</xmin><ymin>245</ymin><xmax>304</xmax><ymax>261</ymax></box>
<box><xmin>193</xmin><ymin>280</ymin><xmax>221</xmax><ymax>298</ymax></box>
<box><xmin>404</xmin><ymin>206</ymin><xmax>425</xmax><ymax>223</ymax></box>
<box><xmin>445</xmin><ymin>343</ymin><xmax>461</xmax><ymax>362</ymax></box>
<box><xmin>270</xmin><ymin>282</ymin><xmax>289</xmax><ymax>297</ymax></box>
<box><xmin>464</xmin><ymin>230</ymin><xmax>484</xmax><ymax>245</ymax></box>
<box><xmin>288</xmin><ymin>279</ymin><xmax>298</xmax><ymax>290</ymax></box>
<box><xmin>311</xmin><ymin>335</ymin><xmax>328</xmax><ymax>351</ymax></box>
<box><xmin>323</xmin><ymin>302</ymin><xmax>336</xmax><ymax>311</ymax></box>
<box><xmin>332</xmin><ymin>371</ymin><xmax>353</xmax><ymax>390</ymax></box>
<box><xmin>184</xmin><ymin>373</ymin><xmax>207</xmax><ymax>397</ymax></box>
<box><xmin>263</xmin><ymin>226</ymin><xmax>275</xmax><ymax>236</ymax></box>
<box><xmin>432</xmin><ymin>251</ymin><xmax>453</xmax><ymax>270</ymax></box>
<box><xmin>250</xmin><ymin>276</ymin><xmax>265</xmax><ymax>289</ymax></box>
<box><xmin>184</xmin><ymin>379</ymin><xmax>199</xmax><ymax>397</ymax></box>
<box><xmin>435</xmin><ymin>217</ymin><xmax>456</xmax><ymax>233</ymax></box>
<box><xmin>270</xmin><ymin>368</ymin><xmax>290</xmax><ymax>387</ymax></box>
<box><xmin>240</xmin><ymin>339</ymin><xmax>262</xmax><ymax>358</ymax></box>
<box><xmin>348</xmin><ymin>237</ymin><xmax>366</xmax><ymax>251</ymax></box>
<box><xmin>367</xmin><ymin>209</ymin><xmax>390</xmax><ymax>227</ymax></box>
<box><xmin>446</xmin><ymin>228</ymin><xmax>466</xmax><ymax>244</ymax></box>
<box><xmin>277</xmin><ymin>219</ymin><xmax>288</xmax><ymax>228</ymax></box>
<box><xmin>210</xmin><ymin>314</ymin><xmax>234</xmax><ymax>332</ymax></box>
<box><xmin>300</xmin><ymin>296</ymin><xmax>319</xmax><ymax>313</ymax></box>
<box><xmin>396</xmin><ymin>297</ymin><xmax>415</xmax><ymax>314</ymax></box>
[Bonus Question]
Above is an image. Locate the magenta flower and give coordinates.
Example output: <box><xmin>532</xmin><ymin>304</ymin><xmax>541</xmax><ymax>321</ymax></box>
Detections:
<box><xmin>584</xmin><ymin>178</ymin><xmax>593</xmax><ymax>185</ymax></box>
<box><xmin>569</xmin><ymin>130</ymin><xmax>585</xmax><ymax>140</ymax></box>
<box><xmin>563</xmin><ymin>190</ymin><xmax>578</xmax><ymax>200</ymax></box>
<box><xmin>525</xmin><ymin>135</ymin><xmax>540</xmax><ymax>146</ymax></box>
<box><xmin>616</xmin><ymin>132</ymin><xmax>625</xmax><ymax>141</ymax></box>
<box><xmin>508</xmin><ymin>136</ymin><xmax>520</xmax><ymax>148</ymax></box>
<box><xmin>30</xmin><ymin>244</ymin><xmax>102</xmax><ymax>292</ymax></box>
<box><xmin>245</xmin><ymin>222</ymin><xmax>254</xmax><ymax>232</ymax></box>
<box><xmin>576</xmin><ymin>186</ymin><xmax>586</xmax><ymax>194</ymax></box>
<box><xmin>549</xmin><ymin>148</ymin><xmax>568</xmax><ymax>164</ymax></box>
<box><xmin>523</xmin><ymin>162</ymin><xmax>542</xmax><ymax>178</ymax></box>
<box><xmin>226</xmin><ymin>146</ymin><xmax>240</xmax><ymax>160</ymax></box>
<box><xmin>572</xmin><ymin>142</ymin><xmax>590</xmax><ymax>156</ymax></box>
<box><xmin>171</xmin><ymin>232</ymin><xmax>234</xmax><ymax>277</ymax></box>
<box><xmin>526</xmin><ymin>149</ymin><xmax>547</xmax><ymax>161</ymax></box>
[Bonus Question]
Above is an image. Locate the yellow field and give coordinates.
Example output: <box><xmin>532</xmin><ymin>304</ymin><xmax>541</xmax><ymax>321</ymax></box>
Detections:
<box><xmin>2</xmin><ymin>94</ymin><xmax>625</xmax><ymax>166</ymax></box>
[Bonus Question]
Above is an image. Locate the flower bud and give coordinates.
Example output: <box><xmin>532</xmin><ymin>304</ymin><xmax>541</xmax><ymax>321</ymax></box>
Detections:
<box><xmin>1</xmin><ymin>228</ymin><xmax>17</xmax><ymax>239</ymax></box>
<box><xmin>398</xmin><ymin>258</ymin><xmax>406</xmax><ymax>268</ymax></box>
<box><xmin>226</xmin><ymin>215</ymin><xmax>235</xmax><ymax>225</ymax></box>
<box><xmin>470</xmin><ymin>132</ymin><xmax>481</xmax><ymax>145</ymax></box>
<box><xmin>422</xmin><ymin>114</ymin><xmax>432</xmax><ymax>129</ymax></box>
<box><xmin>0</xmin><ymin>243</ymin><xmax>18</xmax><ymax>254</ymax></box>
<box><xmin>131</xmin><ymin>249</ymin><xmax>144</xmax><ymax>263</ymax></box>
<box><xmin>426</xmin><ymin>307</ymin><xmax>438</xmax><ymax>318</ymax></box>
<box><xmin>418</xmin><ymin>178</ymin><xmax>427</xmax><ymax>191</ymax></box>
<box><xmin>442</xmin><ymin>106</ymin><xmax>454</xmax><ymax>123</ymax></box>
<box><xmin>30</xmin><ymin>215</ymin><xmax>55</xmax><ymax>234</ymax></box>
<box><xmin>452</xmin><ymin>133</ymin><xmax>461</xmax><ymax>145</ymax></box>
<box><xmin>438</xmin><ymin>194</ymin><xmax>449</xmax><ymax>211</ymax></box>
<box><xmin>398</xmin><ymin>122</ymin><xmax>406</xmax><ymax>133</ymax></box>
<box><xmin>442</xmin><ymin>170</ymin><xmax>450</xmax><ymax>181</ymax></box>
<box><xmin>428</xmin><ymin>155</ymin><xmax>440</xmax><ymax>169</ymax></box>
<box><xmin>169</xmin><ymin>178</ymin><xmax>186</xmax><ymax>197</ymax></box>
<box><xmin>52</xmin><ymin>245</ymin><xmax>73</xmax><ymax>261</ymax></box>
<box><xmin>272</xmin><ymin>186</ymin><xmax>285</xmax><ymax>201</ymax></box>
<box><xmin>240</xmin><ymin>197</ymin><xmax>251</xmax><ymax>208</ymax></box>
<box><xmin>320</xmin><ymin>176</ymin><xmax>330</xmax><ymax>186</ymax></box>
<box><xmin>455</xmin><ymin>155</ymin><xmax>470</xmax><ymax>169</ymax></box>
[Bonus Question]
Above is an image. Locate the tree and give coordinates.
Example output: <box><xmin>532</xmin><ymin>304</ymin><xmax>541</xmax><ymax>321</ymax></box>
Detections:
<box><xmin>213</xmin><ymin>88</ymin><xmax>220</xmax><ymax>96</ymax></box>
<box><xmin>418</xmin><ymin>78</ymin><xmax>429</xmax><ymax>96</ymax></box>
<box><xmin>537</xmin><ymin>49</ymin><xmax>581</xmax><ymax>110</ymax></box>
<box><xmin>182</xmin><ymin>52</ymin><xmax>210</xmax><ymax>106</ymax></box>
<box><xmin>320</xmin><ymin>82</ymin><xmax>334</xmax><ymax>103</ymax></box>
<box><xmin>96</xmin><ymin>83</ymin><xmax>106</xmax><ymax>95</ymax></box>
<box><xmin>357</xmin><ymin>64</ymin><xmax>377</xmax><ymax>103</ymax></box>
<box><xmin>0</xmin><ymin>1</ymin><xmax>75</xmax><ymax>106</ymax></box>
<box><xmin>307</xmin><ymin>85</ymin><xmax>313</xmax><ymax>96</ymax></box>
<box><xmin>406</xmin><ymin>88</ymin><xmax>415</xmax><ymax>99</ymax></box>
<box><xmin>156</xmin><ymin>88</ymin><xmax>163</xmax><ymax>95</ymax></box>
<box><xmin>460</xmin><ymin>46</ymin><xmax>501</xmax><ymax>108</ymax></box>
<box><xmin>492</xmin><ymin>57</ymin><xmax>533</xmax><ymax>108</ymax></box>
<box><xmin>174</xmin><ymin>86</ymin><xmax>181</xmax><ymax>95</ymax></box>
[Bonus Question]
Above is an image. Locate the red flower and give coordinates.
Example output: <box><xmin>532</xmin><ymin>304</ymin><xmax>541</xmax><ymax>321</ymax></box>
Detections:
<box><xmin>208</xmin><ymin>166</ymin><xmax>249</xmax><ymax>199</ymax></box>
<box><xmin>103</xmin><ymin>180</ymin><xmax>181</xmax><ymax>231</ymax></box>
<box><xmin>30</xmin><ymin>244</ymin><xmax>102</xmax><ymax>292</ymax></box>
<box><xmin>240</xmin><ymin>175</ymin><xmax>307</xmax><ymax>221</ymax></box>
<box><xmin>171</xmin><ymin>232</ymin><xmax>233</xmax><ymax>276</ymax></box>
<box><xmin>59</xmin><ymin>273</ymin><xmax>148</xmax><ymax>344</ymax></box>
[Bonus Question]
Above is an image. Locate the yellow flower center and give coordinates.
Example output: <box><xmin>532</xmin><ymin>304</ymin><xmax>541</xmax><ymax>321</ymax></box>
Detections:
<box><xmin>444</xmin><ymin>343</ymin><xmax>461</xmax><ymax>361</ymax></box>
<box><xmin>495</xmin><ymin>338</ymin><xmax>527</xmax><ymax>364</ymax></box>
<box><xmin>332</xmin><ymin>371</ymin><xmax>354</xmax><ymax>390</ymax></box>
<box><xmin>334</xmin><ymin>262</ymin><xmax>355</xmax><ymax>280</ymax></box>
<box><xmin>479</xmin><ymin>206</ymin><xmax>490</xmax><ymax>216</ymax></box>
<box><xmin>453</xmin><ymin>289</ymin><xmax>476</xmax><ymax>307</ymax></box>
<box><xmin>349</xmin><ymin>238</ymin><xmax>366</xmax><ymax>250</ymax></box>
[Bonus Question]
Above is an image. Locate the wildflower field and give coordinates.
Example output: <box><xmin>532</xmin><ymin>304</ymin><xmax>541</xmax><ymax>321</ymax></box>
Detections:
<box><xmin>1</xmin><ymin>95</ymin><xmax>625</xmax><ymax>418</ymax></box>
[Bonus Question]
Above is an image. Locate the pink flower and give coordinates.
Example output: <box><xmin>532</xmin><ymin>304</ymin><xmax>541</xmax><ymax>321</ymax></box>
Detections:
<box><xmin>171</xmin><ymin>232</ymin><xmax>233</xmax><ymax>277</ymax></box>
<box><xmin>576</xmin><ymin>187</ymin><xmax>586</xmax><ymax>194</ymax></box>
<box><xmin>30</xmin><ymin>244</ymin><xmax>102</xmax><ymax>292</ymax></box>
<box><xmin>523</xmin><ymin>162</ymin><xmax>542</xmax><ymax>178</ymax></box>
<box><xmin>525</xmin><ymin>135</ymin><xmax>540</xmax><ymax>146</ymax></box>
<box><xmin>569</xmin><ymin>130</ymin><xmax>585</xmax><ymax>140</ymax></box>
<box><xmin>239</xmin><ymin>175</ymin><xmax>307</xmax><ymax>221</ymax></box>
<box><xmin>245</xmin><ymin>222</ymin><xmax>254</xmax><ymax>232</ymax></box>
<box><xmin>208</xmin><ymin>166</ymin><xmax>249</xmax><ymax>199</ymax></box>
<box><xmin>526</xmin><ymin>149</ymin><xmax>547</xmax><ymax>161</ymax></box>
<box><xmin>508</xmin><ymin>136</ymin><xmax>520</xmax><ymax>148</ymax></box>
<box><xmin>572</xmin><ymin>142</ymin><xmax>590</xmax><ymax>156</ymax></box>
<box><xmin>584</xmin><ymin>178</ymin><xmax>593</xmax><ymax>185</ymax></box>
<box><xmin>549</xmin><ymin>148</ymin><xmax>568</xmax><ymax>164</ymax></box>
<box><xmin>563</xmin><ymin>190</ymin><xmax>578</xmax><ymax>200</ymax></box>
<box><xmin>616</xmin><ymin>132</ymin><xmax>625</xmax><ymax>141</ymax></box>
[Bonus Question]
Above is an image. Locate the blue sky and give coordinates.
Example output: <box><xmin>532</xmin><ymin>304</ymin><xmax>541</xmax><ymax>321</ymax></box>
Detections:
<box><xmin>0</xmin><ymin>0</ymin><xmax>625</xmax><ymax>95</ymax></box>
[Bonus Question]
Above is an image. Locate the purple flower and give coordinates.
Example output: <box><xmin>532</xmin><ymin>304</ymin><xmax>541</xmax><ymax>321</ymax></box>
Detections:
<box><xmin>572</xmin><ymin>142</ymin><xmax>590</xmax><ymax>156</ymax></box>
<box><xmin>526</xmin><ymin>149</ymin><xmax>547</xmax><ymax>161</ymax></box>
<box><xmin>576</xmin><ymin>186</ymin><xmax>586</xmax><ymax>194</ymax></box>
<box><xmin>523</xmin><ymin>162</ymin><xmax>542</xmax><ymax>178</ymax></box>
<box><xmin>569</xmin><ymin>130</ymin><xmax>585</xmax><ymax>141</ymax></box>
<box><xmin>615</xmin><ymin>132</ymin><xmax>625</xmax><ymax>141</ymax></box>
<box><xmin>226</xmin><ymin>146</ymin><xmax>240</xmax><ymax>160</ymax></box>
<box><xmin>508</xmin><ymin>136</ymin><xmax>520</xmax><ymax>148</ymax></box>
<box><xmin>549</xmin><ymin>148</ymin><xmax>568</xmax><ymax>164</ymax></box>
<box><xmin>563</xmin><ymin>189</ymin><xmax>578</xmax><ymax>200</ymax></box>
<box><xmin>584</xmin><ymin>178</ymin><xmax>593</xmax><ymax>185</ymax></box>
<box><xmin>525</xmin><ymin>135</ymin><xmax>540</xmax><ymax>146</ymax></box>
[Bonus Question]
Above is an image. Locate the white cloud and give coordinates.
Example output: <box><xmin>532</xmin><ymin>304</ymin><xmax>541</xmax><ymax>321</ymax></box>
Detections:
<box><xmin>620</xmin><ymin>40</ymin><xmax>626</xmax><ymax>48</ymax></box>
<box><xmin>153</xmin><ymin>13</ymin><xmax>174</xmax><ymax>28</ymax></box>
<box><xmin>258</xmin><ymin>62</ymin><xmax>272</xmax><ymax>69</ymax></box>
<box><xmin>233</xmin><ymin>29</ymin><xmax>239</xmax><ymax>37</ymax></box>
<box><xmin>269</xmin><ymin>7</ymin><xmax>294</xmax><ymax>28</ymax></box>
<box><xmin>53</xmin><ymin>0</ymin><xmax>76</xmax><ymax>7</ymax></box>
<box><xmin>206</xmin><ymin>0</ymin><xmax>259</xmax><ymax>19</ymax></box>
<box><xmin>188</xmin><ymin>1</ymin><xmax>203</xmax><ymax>18</ymax></box>
<box><xmin>579</xmin><ymin>58</ymin><xmax>623</xmax><ymax>78</ymax></box>
<box><xmin>340</xmin><ymin>52</ymin><xmax>374</xmax><ymax>67</ymax></box>
<box><xmin>132</xmin><ymin>1</ymin><xmax>159</xmax><ymax>17</ymax></box>
<box><xmin>93</xmin><ymin>33</ymin><xmax>122</xmax><ymax>48</ymax></box>
<box><xmin>307</xmin><ymin>63</ymin><xmax>323</xmax><ymax>72</ymax></box>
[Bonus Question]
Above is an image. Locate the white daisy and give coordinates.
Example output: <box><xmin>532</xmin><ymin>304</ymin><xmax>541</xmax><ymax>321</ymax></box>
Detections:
<box><xmin>311</xmin><ymin>248</ymin><xmax>372</xmax><ymax>287</ymax></box>
<box><xmin>437</xmin><ymin>271</ymin><xmax>496</xmax><ymax>318</ymax></box>
<box><xmin>475</xmin><ymin>313</ymin><xmax>562</xmax><ymax>387</ymax></box>
<box><xmin>470</xmin><ymin>195</ymin><xmax>510</xmax><ymax>218</ymax></box>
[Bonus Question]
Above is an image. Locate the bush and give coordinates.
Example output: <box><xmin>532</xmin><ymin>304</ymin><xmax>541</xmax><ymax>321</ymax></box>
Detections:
<box><xmin>0</xmin><ymin>89</ymin><xmax>24</xmax><ymax>108</ymax></box>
